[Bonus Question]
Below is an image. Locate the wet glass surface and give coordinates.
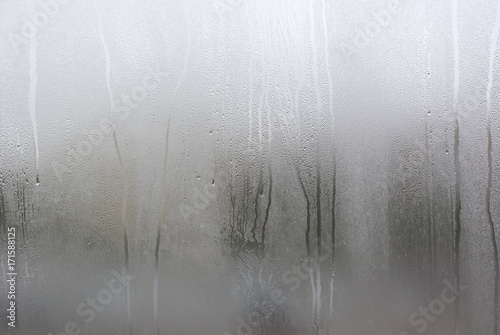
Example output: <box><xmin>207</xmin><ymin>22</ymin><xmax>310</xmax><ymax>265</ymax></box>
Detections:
<box><xmin>1</xmin><ymin>0</ymin><xmax>500</xmax><ymax>334</ymax></box>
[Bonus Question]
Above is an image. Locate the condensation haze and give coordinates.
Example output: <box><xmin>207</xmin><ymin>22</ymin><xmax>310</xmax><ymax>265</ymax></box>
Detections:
<box><xmin>1</xmin><ymin>0</ymin><xmax>500</xmax><ymax>334</ymax></box>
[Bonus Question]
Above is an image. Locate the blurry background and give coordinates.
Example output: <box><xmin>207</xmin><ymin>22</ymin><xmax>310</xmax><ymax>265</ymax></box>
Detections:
<box><xmin>0</xmin><ymin>0</ymin><xmax>499</xmax><ymax>334</ymax></box>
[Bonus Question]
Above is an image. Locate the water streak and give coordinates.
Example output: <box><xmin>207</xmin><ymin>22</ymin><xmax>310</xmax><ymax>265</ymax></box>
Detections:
<box><xmin>451</xmin><ymin>2</ymin><xmax>462</xmax><ymax>333</ymax></box>
<box><xmin>245</xmin><ymin>2</ymin><xmax>254</xmax><ymax>152</ymax></box>
<box><xmin>261</xmin><ymin>100</ymin><xmax>273</xmax><ymax>246</ymax></box>
<box><xmin>171</xmin><ymin>0</ymin><xmax>192</xmax><ymax>100</ymax></box>
<box><xmin>309</xmin><ymin>0</ymin><xmax>323</xmax><ymax>322</ymax></box>
<box><xmin>154</xmin><ymin>117</ymin><xmax>171</xmax><ymax>335</ymax></box>
<box><xmin>94</xmin><ymin>0</ymin><xmax>113</xmax><ymax>108</ymax></box>
<box><xmin>321</xmin><ymin>0</ymin><xmax>336</xmax><ymax>322</ymax></box>
<box><xmin>111</xmin><ymin>128</ymin><xmax>132</xmax><ymax>334</ymax></box>
<box><xmin>425</xmin><ymin>49</ymin><xmax>436</xmax><ymax>295</ymax></box>
<box><xmin>486</xmin><ymin>1</ymin><xmax>500</xmax><ymax>332</ymax></box>
<box><xmin>28</xmin><ymin>21</ymin><xmax>39</xmax><ymax>184</ymax></box>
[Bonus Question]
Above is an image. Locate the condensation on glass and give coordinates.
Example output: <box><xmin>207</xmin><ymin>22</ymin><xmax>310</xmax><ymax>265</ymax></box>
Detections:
<box><xmin>0</xmin><ymin>0</ymin><xmax>499</xmax><ymax>334</ymax></box>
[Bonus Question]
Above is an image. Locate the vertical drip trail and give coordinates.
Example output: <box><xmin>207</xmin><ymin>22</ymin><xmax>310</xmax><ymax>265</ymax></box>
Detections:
<box><xmin>260</xmin><ymin>98</ymin><xmax>273</xmax><ymax>246</ymax></box>
<box><xmin>111</xmin><ymin>128</ymin><xmax>132</xmax><ymax>334</ymax></box>
<box><xmin>154</xmin><ymin>117</ymin><xmax>171</xmax><ymax>335</ymax></box>
<box><xmin>321</xmin><ymin>0</ymin><xmax>336</xmax><ymax>323</ymax></box>
<box><xmin>330</xmin><ymin>160</ymin><xmax>336</xmax><ymax>323</ymax></box>
<box><xmin>0</xmin><ymin>185</ymin><xmax>6</xmax><ymax>236</ymax></box>
<box><xmin>295</xmin><ymin>160</ymin><xmax>315</xmax><ymax>322</ymax></box>
<box><xmin>251</xmin><ymin>165</ymin><xmax>263</xmax><ymax>243</ymax></box>
<box><xmin>309</xmin><ymin>0</ymin><xmax>322</xmax><ymax>254</ymax></box>
<box><xmin>309</xmin><ymin>0</ymin><xmax>322</xmax><ymax>323</ymax></box>
<box><xmin>243</xmin><ymin>6</ymin><xmax>257</xmax><ymax>246</ymax></box>
<box><xmin>251</xmin><ymin>85</ymin><xmax>268</xmax><ymax>243</ymax></box>
<box><xmin>309</xmin><ymin>265</ymin><xmax>317</xmax><ymax>325</ymax></box>
<box><xmin>93</xmin><ymin>0</ymin><xmax>113</xmax><ymax>108</ymax></box>
<box><xmin>425</xmin><ymin>49</ymin><xmax>436</xmax><ymax>295</ymax></box>
<box><xmin>24</xmin><ymin>260</ymin><xmax>29</xmax><ymax>279</ymax></box>
<box><xmin>261</xmin><ymin>163</ymin><xmax>272</xmax><ymax>245</ymax></box>
<box><xmin>487</xmin><ymin>1</ymin><xmax>500</xmax><ymax>332</ymax></box>
<box><xmin>321</xmin><ymin>0</ymin><xmax>333</xmax><ymax>118</ymax></box>
<box><xmin>172</xmin><ymin>0</ymin><xmax>192</xmax><ymax>99</ymax></box>
<box><xmin>15</xmin><ymin>178</ymin><xmax>27</xmax><ymax>244</ymax></box>
<box><xmin>229</xmin><ymin>184</ymin><xmax>236</xmax><ymax>250</ymax></box>
<box><xmin>243</xmin><ymin>173</ymin><xmax>249</xmax><ymax>240</ymax></box>
<box><xmin>28</xmin><ymin>2</ymin><xmax>39</xmax><ymax>184</ymax></box>
<box><xmin>425</xmin><ymin>117</ymin><xmax>436</xmax><ymax>290</ymax></box>
<box><xmin>296</xmin><ymin>164</ymin><xmax>312</xmax><ymax>257</ymax></box>
<box><xmin>21</xmin><ymin>182</ymin><xmax>26</xmax><ymax>244</ymax></box>
<box><xmin>246</xmin><ymin>2</ymin><xmax>254</xmax><ymax>153</ymax></box>
<box><xmin>451</xmin><ymin>1</ymin><xmax>462</xmax><ymax>333</ymax></box>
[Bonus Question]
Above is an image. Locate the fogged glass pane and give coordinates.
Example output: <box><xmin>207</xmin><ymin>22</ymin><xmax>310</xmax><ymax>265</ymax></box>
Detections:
<box><xmin>1</xmin><ymin>0</ymin><xmax>500</xmax><ymax>334</ymax></box>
